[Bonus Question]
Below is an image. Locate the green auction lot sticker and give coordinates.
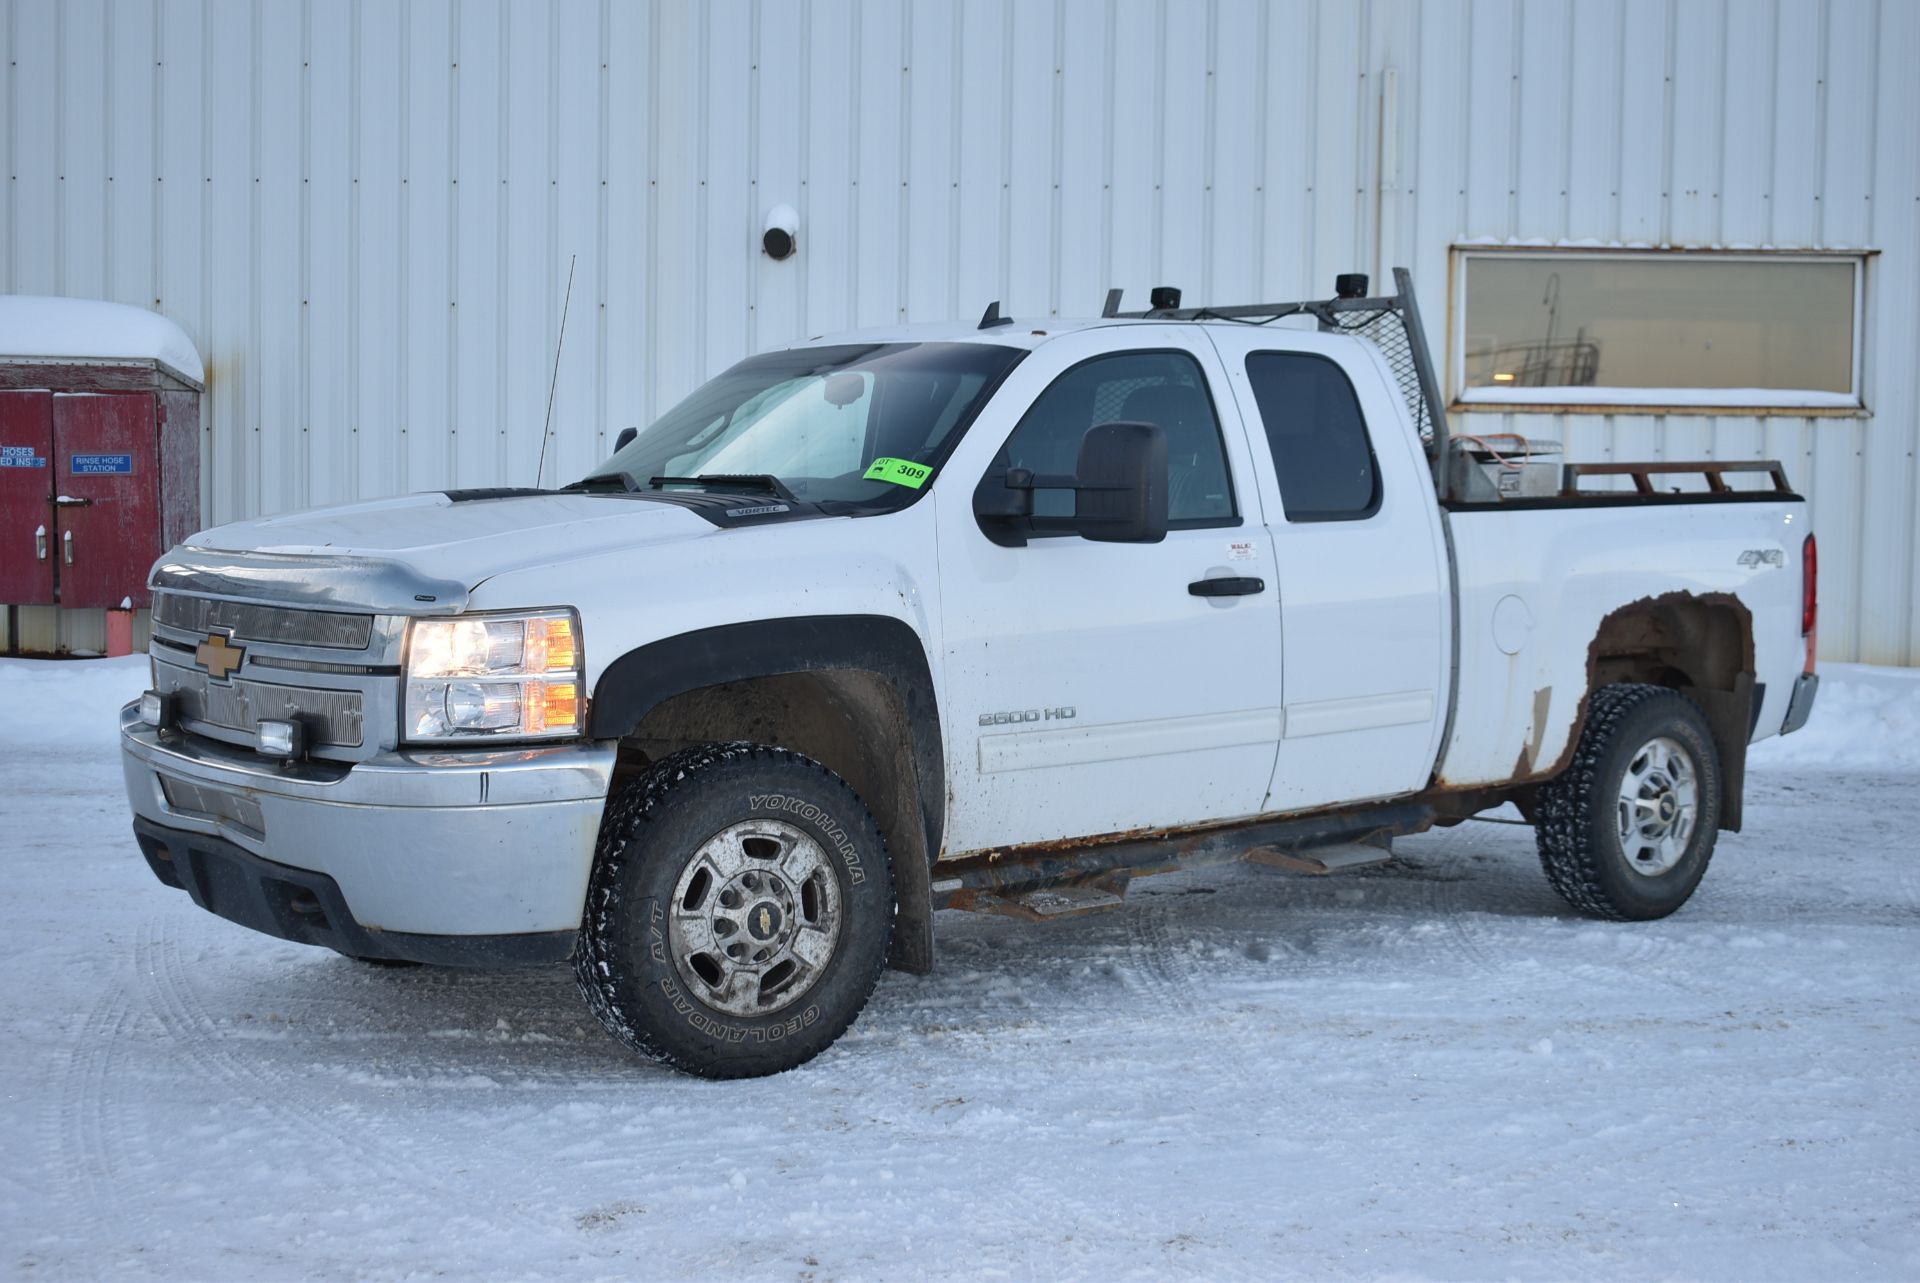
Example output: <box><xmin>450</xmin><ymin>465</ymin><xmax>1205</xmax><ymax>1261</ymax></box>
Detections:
<box><xmin>862</xmin><ymin>456</ymin><xmax>932</xmax><ymax>489</ymax></box>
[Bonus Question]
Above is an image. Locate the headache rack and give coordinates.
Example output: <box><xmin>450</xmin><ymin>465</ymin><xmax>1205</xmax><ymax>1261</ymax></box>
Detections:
<box><xmin>1101</xmin><ymin>267</ymin><xmax>1794</xmax><ymax>506</ymax></box>
<box><xmin>1104</xmin><ymin>266</ymin><xmax>1460</xmax><ymax>494</ymax></box>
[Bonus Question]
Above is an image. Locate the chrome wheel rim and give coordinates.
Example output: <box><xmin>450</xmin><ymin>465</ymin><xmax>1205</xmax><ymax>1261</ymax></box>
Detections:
<box><xmin>1616</xmin><ymin>735</ymin><xmax>1698</xmax><ymax>876</ymax></box>
<box><xmin>667</xmin><ymin>819</ymin><xmax>843</xmax><ymax>1017</ymax></box>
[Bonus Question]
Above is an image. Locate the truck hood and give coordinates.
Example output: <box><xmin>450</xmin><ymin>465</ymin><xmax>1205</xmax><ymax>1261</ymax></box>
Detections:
<box><xmin>185</xmin><ymin>491</ymin><xmax>717</xmax><ymax>589</ymax></box>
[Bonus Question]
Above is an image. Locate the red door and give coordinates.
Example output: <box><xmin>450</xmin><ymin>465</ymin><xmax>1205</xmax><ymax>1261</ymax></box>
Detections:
<box><xmin>52</xmin><ymin>394</ymin><xmax>161</xmax><ymax>609</ymax></box>
<box><xmin>0</xmin><ymin>391</ymin><xmax>56</xmax><ymax>604</ymax></box>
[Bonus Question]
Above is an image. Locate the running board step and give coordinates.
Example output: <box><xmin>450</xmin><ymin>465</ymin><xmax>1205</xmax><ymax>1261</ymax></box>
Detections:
<box><xmin>959</xmin><ymin>881</ymin><xmax>1129</xmax><ymax>922</ymax></box>
<box><xmin>1245</xmin><ymin>838</ymin><xmax>1393</xmax><ymax>876</ymax></box>
<box><xmin>927</xmin><ymin>801</ymin><xmax>1434</xmax><ymax>914</ymax></box>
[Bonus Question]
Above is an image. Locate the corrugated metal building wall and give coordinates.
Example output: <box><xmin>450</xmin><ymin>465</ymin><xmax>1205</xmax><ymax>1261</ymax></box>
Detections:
<box><xmin>3</xmin><ymin>0</ymin><xmax>1915</xmax><ymax>663</ymax></box>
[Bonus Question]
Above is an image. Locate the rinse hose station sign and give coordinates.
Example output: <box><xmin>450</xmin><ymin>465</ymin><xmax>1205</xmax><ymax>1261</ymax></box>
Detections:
<box><xmin>70</xmin><ymin>453</ymin><xmax>135</xmax><ymax>475</ymax></box>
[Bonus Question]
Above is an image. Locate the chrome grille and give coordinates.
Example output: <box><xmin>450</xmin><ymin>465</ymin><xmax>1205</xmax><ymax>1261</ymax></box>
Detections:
<box><xmin>154</xmin><ymin>662</ymin><xmax>366</xmax><ymax>748</ymax></box>
<box><xmin>152</xmin><ymin>591</ymin><xmax>374</xmax><ymax>650</ymax></box>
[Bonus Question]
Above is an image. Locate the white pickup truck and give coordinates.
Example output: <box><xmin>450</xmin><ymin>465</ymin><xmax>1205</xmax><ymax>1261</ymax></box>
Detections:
<box><xmin>121</xmin><ymin>270</ymin><xmax>1820</xmax><ymax>1078</ymax></box>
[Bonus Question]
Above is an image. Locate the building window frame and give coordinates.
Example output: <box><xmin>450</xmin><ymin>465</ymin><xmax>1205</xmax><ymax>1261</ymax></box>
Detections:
<box><xmin>1447</xmin><ymin>246</ymin><xmax>1871</xmax><ymax>417</ymax></box>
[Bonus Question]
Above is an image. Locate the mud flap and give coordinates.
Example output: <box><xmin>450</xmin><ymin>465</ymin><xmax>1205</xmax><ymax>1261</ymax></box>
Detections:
<box><xmin>1688</xmin><ymin>673</ymin><xmax>1753</xmax><ymax>834</ymax></box>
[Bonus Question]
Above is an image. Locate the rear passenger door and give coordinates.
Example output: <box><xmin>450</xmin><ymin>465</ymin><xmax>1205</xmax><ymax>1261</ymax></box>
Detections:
<box><xmin>1207</xmin><ymin>330</ymin><xmax>1452</xmax><ymax>810</ymax></box>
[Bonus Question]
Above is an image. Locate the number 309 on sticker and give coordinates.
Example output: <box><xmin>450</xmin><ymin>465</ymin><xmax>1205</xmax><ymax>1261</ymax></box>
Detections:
<box><xmin>862</xmin><ymin>456</ymin><xmax>933</xmax><ymax>489</ymax></box>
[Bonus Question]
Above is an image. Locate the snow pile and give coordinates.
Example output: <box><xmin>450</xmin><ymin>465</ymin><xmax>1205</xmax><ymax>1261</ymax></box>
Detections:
<box><xmin>0</xmin><ymin>294</ymin><xmax>205</xmax><ymax>384</ymax></box>
<box><xmin>1750</xmin><ymin>661</ymin><xmax>1920</xmax><ymax>771</ymax></box>
<box><xmin>0</xmin><ymin>655</ymin><xmax>147</xmax><ymax>750</ymax></box>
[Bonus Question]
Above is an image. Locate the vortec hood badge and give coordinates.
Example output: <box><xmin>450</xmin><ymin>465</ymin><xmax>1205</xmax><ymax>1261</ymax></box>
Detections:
<box><xmin>194</xmin><ymin>633</ymin><xmax>245</xmax><ymax>681</ymax></box>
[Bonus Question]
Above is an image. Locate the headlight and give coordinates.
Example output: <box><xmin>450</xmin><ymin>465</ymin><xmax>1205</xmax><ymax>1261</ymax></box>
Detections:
<box><xmin>404</xmin><ymin>610</ymin><xmax>583</xmax><ymax>742</ymax></box>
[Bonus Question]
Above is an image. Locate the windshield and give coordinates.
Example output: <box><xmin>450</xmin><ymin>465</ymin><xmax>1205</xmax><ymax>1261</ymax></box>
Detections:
<box><xmin>585</xmin><ymin>342</ymin><xmax>1025</xmax><ymax>510</ymax></box>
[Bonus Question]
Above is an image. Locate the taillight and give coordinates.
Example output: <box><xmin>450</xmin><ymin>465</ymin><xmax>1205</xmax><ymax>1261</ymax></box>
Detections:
<box><xmin>1801</xmin><ymin>532</ymin><xmax>1818</xmax><ymax>673</ymax></box>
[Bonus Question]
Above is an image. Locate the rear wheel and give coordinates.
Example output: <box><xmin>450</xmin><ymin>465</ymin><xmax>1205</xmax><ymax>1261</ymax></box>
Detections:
<box><xmin>1535</xmin><ymin>684</ymin><xmax>1722</xmax><ymax>921</ymax></box>
<box><xmin>574</xmin><ymin>743</ymin><xmax>894</xmax><ymax>1078</ymax></box>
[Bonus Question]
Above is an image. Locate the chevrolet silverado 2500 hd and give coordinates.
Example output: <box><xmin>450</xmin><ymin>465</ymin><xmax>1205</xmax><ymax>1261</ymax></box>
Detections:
<box><xmin>121</xmin><ymin>270</ymin><xmax>1820</xmax><ymax>1077</ymax></box>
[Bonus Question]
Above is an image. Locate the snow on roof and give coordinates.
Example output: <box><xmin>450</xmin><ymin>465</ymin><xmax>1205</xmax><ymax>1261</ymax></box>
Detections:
<box><xmin>0</xmin><ymin>294</ymin><xmax>204</xmax><ymax>386</ymax></box>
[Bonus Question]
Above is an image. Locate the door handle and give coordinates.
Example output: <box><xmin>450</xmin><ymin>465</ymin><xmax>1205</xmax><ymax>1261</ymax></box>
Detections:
<box><xmin>53</xmin><ymin>495</ymin><xmax>93</xmax><ymax>508</ymax></box>
<box><xmin>1188</xmin><ymin>576</ymin><xmax>1265</xmax><ymax>597</ymax></box>
<box><xmin>35</xmin><ymin>524</ymin><xmax>47</xmax><ymax>561</ymax></box>
<box><xmin>63</xmin><ymin>529</ymin><xmax>74</xmax><ymax>565</ymax></box>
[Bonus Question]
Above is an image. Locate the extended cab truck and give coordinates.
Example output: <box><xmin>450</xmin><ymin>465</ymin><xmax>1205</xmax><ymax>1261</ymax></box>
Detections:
<box><xmin>120</xmin><ymin>270</ymin><xmax>1820</xmax><ymax>1078</ymax></box>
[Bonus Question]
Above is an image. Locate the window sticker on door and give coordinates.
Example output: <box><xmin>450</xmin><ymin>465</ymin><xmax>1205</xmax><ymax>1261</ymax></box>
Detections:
<box><xmin>70</xmin><ymin>453</ymin><xmax>134</xmax><ymax>475</ymax></box>
<box><xmin>862</xmin><ymin>456</ymin><xmax>933</xmax><ymax>489</ymax></box>
<box><xmin>0</xmin><ymin>445</ymin><xmax>47</xmax><ymax>469</ymax></box>
<box><xmin>1227</xmin><ymin>540</ymin><xmax>1257</xmax><ymax>561</ymax></box>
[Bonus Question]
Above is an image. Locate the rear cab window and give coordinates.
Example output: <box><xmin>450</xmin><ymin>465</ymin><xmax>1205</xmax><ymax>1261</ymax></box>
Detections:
<box><xmin>1244</xmin><ymin>351</ymin><xmax>1382</xmax><ymax>522</ymax></box>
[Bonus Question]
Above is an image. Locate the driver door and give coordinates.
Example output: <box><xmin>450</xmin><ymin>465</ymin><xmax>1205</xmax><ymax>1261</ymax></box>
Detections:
<box><xmin>932</xmin><ymin>327</ymin><xmax>1284</xmax><ymax>855</ymax></box>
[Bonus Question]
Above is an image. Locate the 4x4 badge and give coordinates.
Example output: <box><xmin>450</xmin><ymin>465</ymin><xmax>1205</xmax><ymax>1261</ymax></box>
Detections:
<box><xmin>194</xmin><ymin>633</ymin><xmax>245</xmax><ymax>681</ymax></box>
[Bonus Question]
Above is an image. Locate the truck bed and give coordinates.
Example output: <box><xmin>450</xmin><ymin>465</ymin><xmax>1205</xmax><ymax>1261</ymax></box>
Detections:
<box><xmin>1435</xmin><ymin>493</ymin><xmax>1810</xmax><ymax>791</ymax></box>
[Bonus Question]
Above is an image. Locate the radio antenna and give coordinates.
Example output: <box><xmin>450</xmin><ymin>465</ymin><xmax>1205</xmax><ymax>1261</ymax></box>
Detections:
<box><xmin>534</xmin><ymin>254</ymin><xmax>577</xmax><ymax>488</ymax></box>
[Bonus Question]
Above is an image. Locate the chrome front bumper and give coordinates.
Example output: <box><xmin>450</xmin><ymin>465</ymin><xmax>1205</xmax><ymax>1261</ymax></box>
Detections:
<box><xmin>120</xmin><ymin>703</ymin><xmax>617</xmax><ymax>937</ymax></box>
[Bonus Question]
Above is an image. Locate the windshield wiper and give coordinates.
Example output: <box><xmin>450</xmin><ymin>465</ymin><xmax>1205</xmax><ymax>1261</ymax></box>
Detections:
<box><xmin>646</xmin><ymin>474</ymin><xmax>799</xmax><ymax>503</ymax></box>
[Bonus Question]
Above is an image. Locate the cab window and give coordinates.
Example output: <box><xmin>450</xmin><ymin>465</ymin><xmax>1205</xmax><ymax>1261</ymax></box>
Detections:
<box><xmin>997</xmin><ymin>350</ymin><xmax>1237</xmax><ymax>524</ymax></box>
<box><xmin>1245</xmin><ymin>351</ymin><xmax>1381</xmax><ymax>522</ymax></box>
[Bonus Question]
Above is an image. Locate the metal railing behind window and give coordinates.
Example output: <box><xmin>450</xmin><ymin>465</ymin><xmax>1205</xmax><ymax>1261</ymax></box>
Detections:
<box><xmin>1104</xmin><ymin>267</ymin><xmax>1456</xmax><ymax>494</ymax></box>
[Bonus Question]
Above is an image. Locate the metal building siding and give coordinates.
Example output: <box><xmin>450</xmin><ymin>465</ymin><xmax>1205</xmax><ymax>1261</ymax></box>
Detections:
<box><xmin>2</xmin><ymin>0</ymin><xmax>1913</xmax><ymax>664</ymax></box>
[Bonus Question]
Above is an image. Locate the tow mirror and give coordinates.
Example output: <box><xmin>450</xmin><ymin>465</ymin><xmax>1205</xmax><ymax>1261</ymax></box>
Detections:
<box><xmin>973</xmin><ymin>421</ymin><xmax>1169</xmax><ymax>547</ymax></box>
<box><xmin>1070</xmin><ymin>421</ymin><xmax>1169</xmax><ymax>543</ymax></box>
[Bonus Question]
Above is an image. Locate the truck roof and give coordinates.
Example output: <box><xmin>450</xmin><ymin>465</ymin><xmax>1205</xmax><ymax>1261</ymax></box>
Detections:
<box><xmin>791</xmin><ymin>314</ymin><xmax>1296</xmax><ymax>352</ymax></box>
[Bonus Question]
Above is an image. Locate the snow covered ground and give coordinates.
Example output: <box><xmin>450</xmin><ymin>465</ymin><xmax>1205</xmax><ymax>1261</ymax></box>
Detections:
<box><xmin>3</xmin><ymin>658</ymin><xmax>1916</xmax><ymax>1281</ymax></box>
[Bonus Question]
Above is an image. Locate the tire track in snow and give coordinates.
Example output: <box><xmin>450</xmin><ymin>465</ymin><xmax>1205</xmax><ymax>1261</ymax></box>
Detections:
<box><xmin>1116</xmin><ymin>889</ymin><xmax>1400</xmax><ymax>1218</ymax></box>
<box><xmin>1387</xmin><ymin>822</ymin><xmax>1706</xmax><ymax>995</ymax></box>
<box><xmin>1122</xmin><ymin>898</ymin><xmax>1276</xmax><ymax>1085</ymax></box>
<box><xmin>131</xmin><ymin>917</ymin><xmax>557</xmax><ymax>1237</ymax></box>
<box><xmin>884</xmin><ymin>911</ymin><xmax>1283</xmax><ymax>1282</ymax></box>
<box><xmin>46</xmin><ymin>949</ymin><xmax>155</xmax><ymax>1277</ymax></box>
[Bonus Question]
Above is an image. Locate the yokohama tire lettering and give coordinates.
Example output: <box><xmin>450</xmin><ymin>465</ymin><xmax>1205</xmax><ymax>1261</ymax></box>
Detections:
<box><xmin>748</xmin><ymin>793</ymin><xmax>866</xmax><ymax>884</ymax></box>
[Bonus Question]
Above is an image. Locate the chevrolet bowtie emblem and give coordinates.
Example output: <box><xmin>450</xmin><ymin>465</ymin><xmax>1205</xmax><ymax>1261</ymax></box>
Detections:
<box><xmin>194</xmin><ymin>634</ymin><xmax>245</xmax><ymax>681</ymax></box>
<box><xmin>758</xmin><ymin>907</ymin><xmax>772</xmax><ymax>935</ymax></box>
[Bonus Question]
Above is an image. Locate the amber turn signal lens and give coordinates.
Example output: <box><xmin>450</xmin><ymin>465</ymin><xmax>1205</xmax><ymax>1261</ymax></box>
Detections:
<box><xmin>528</xmin><ymin>616</ymin><xmax>578</xmax><ymax>673</ymax></box>
<box><xmin>527</xmin><ymin>681</ymin><xmax>579</xmax><ymax>734</ymax></box>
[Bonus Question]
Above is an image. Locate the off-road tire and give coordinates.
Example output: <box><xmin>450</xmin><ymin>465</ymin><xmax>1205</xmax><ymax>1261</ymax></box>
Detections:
<box><xmin>1535</xmin><ymin>683</ymin><xmax>1722</xmax><ymax>921</ymax></box>
<box><xmin>574</xmin><ymin>743</ymin><xmax>895</xmax><ymax>1079</ymax></box>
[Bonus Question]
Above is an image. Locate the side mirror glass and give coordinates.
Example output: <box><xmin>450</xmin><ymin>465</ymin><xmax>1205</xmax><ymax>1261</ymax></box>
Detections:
<box><xmin>972</xmin><ymin>421</ymin><xmax>1169</xmax><ymax>546</ymax></box>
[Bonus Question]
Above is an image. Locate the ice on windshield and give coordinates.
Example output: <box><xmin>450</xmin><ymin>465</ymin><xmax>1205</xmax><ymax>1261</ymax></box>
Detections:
<box><xmin>677</xmin><ymin>372</ymin><xmax>874</xmax><ymax>480</ymax></box>
<box><xmin>596</xmin><ymin>342</ymin><xmax>1025</xmax><ymax>509</ymax></box>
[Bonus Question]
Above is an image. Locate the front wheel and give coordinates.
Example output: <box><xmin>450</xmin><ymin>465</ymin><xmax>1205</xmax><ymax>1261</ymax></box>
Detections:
<box><xmin>1535</xmin><ymin>684</ymin><xmax>1723</xmax><ymax>921</ymax></box>
<box><xmin>574</xmin><ymin>743</ymin><xmax>895</xmax><ymax>1078</ymax></box>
